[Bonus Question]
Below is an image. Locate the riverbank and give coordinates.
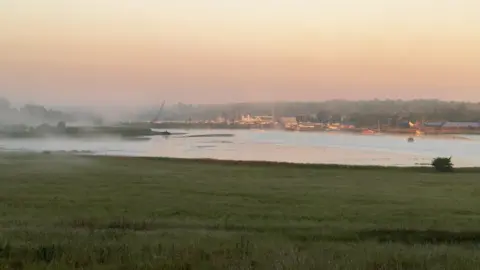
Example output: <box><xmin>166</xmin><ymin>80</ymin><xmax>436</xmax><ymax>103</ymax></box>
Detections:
<box><xmin>124</xmin><ymin>121</ymin><xmax>480</xmax><ymax>135</ymax></box>
<box><xmin>1</xmin><ymin>152</ymin><xmax>480</xmax><ymax>269</ymax></box>
<box><xmin>0</xmin><ymin>124</ymin><xmax>172</xmax><ymax>139</ymax></box>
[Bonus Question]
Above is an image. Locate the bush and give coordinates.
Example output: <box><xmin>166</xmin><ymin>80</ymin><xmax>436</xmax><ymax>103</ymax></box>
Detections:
<box><xmin>431</xmin><ymin>157</ymin><xmax>453</xmax><ymax>172</ymax></box>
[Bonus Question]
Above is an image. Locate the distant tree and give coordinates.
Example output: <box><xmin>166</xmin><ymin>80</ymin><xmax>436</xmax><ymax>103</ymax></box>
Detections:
<box><xmin>137</xmin><ymin>99</ymin><xmax>480</xmax><ymax>123</ymax></box>
<box><xmin>57</xmin><ymin>121</ymin><xmax>66</xmax><ymax>130</ymax></box>
<box><xmin>316</xmin><ymin>110</ymin><xmax>329</xmax><ymax>122</ymax></box>
<box><xmin>432</xmin><ymin>157</ymin><xmax>453</xmax><ymax>172</ymax></box>
<box><xmin>0</xmin><ymin>98</ymin><xmax>10</xmax><ymax>110</ymax></box>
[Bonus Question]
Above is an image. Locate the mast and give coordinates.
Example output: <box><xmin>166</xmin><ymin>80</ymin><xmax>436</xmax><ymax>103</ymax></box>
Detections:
<box><xmin>271</xmin><ymin>103</ymin><xmax>275</xmax><ymax>123</ymax></box>
<box><xmin>151</xmin><ymin>100</ymin><xmax>165</xmax><ymax>123</ymax></box>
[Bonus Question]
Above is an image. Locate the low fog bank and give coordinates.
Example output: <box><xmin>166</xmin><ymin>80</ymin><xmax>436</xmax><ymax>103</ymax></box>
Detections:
<box><xmin>4</xmin><ymin>97</ymin><xmax>480</xmax><ymax>128</ymax></box>
<box><xmin>0</xmin><ymin>97</ymin><xmax>99</xmax><ymax>126</ymax></box>
<box><xmin>0</xmin><ymin>97</ymin><xmax>156</xmax><ymax>127</ymax></box>
<box><xmin>0</xmin><ymin>97</ymin><xmax>196</xmax><ymax>128</ymax></box>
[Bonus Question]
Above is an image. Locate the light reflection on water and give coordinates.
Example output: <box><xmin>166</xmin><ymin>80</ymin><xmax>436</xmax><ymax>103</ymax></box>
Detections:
<box><xmin>1</xmin><ymin>129</ymin><xmax>480</xmax><ymax>167</ymax></box>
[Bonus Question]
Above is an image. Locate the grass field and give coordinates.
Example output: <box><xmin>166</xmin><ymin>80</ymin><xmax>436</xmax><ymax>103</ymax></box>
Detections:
<box><xmin>1</xmin><ymin>153</ymin><xmax>480</xmax><ymax>269</ymax></box>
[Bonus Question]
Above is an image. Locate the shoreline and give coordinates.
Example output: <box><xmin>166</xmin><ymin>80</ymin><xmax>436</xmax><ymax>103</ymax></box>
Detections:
<box><xmin>3</xmin><ymin>150</ymin><xmax>480</xmax><ymax>172</ymax></box>
<box><xmin>2</xmin><ymin>148</ymin><xmax>480</xmax><ymax>268</ymax></box>
<box><xmin>126</xmin><ymin>122</ymin><xmax>480</xmax><ymax>136</ymax></box>
<box><xmin>1</xmin><ymin>123</ymin><xmax>478</xmax><ymax>141</ymax></box>
<box><xmin>1</xmin><ymin>129</ymin><xmax>478</xmax><ymax>168</ymax></box>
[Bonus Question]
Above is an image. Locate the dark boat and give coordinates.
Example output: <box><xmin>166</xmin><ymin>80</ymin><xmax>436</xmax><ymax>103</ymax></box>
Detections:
<box><xmin>407</xmin><ymin>137</ymin><xmax>414</xmax><ymax>142</ymax></box>
<box><xmin>156</xmin><ymin>130</ymin><xmax>171</xmax><ymax>136</ymax></box>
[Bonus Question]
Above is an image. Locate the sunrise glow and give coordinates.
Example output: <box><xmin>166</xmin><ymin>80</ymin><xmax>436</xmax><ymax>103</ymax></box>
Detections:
<box><xmin>1</xmin><ymin>0</ymin><xmax>480</xmax><ymax>105</ymax></box>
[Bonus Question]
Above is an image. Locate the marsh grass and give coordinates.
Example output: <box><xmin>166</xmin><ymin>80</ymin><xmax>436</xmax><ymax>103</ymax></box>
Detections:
<box><xmin>1</xmin><ymin>153</ymin><xmax>480</xmax><ymax>269</ymax></box>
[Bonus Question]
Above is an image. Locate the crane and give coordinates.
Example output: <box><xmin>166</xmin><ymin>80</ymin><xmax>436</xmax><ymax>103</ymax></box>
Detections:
<box><xmin>150</xmin><ymin>100</ymin><xmax>165</xmax><ymax>123</ymax></box>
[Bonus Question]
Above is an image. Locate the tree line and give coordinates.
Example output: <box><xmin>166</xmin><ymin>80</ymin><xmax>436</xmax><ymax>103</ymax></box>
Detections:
<box><xmin>0</xmin><ymin>98</ymin><xmax>102</xmax><ymax>126</ymax></box>
<box><xmin>155</xmin><ymin>99</ymin><xmax>480</xmax><ymax>126</ymax></box>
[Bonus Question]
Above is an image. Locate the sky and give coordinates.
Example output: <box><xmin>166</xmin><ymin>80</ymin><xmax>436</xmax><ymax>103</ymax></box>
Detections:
<box><xmin>1</xmin><ymin>0</ymin><xmax>480</xmax><ymax>106</ymax></box>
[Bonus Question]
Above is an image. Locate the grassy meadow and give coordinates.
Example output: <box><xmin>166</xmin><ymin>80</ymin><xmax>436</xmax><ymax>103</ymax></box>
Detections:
<box><xmin>0</xmin><ymin>153</ymin><xmax>480</xmax><ymax>269</ymax></box>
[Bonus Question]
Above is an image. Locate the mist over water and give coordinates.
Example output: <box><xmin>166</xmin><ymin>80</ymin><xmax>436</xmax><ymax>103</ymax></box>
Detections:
<box><xmin>2</xmin><ymin>98</ymin><xmax>480</xmax><ymax>167</ymax></box>
<box><xmin>1</xmin><ymin>129</ymin><xmax>479</xmax><ymax>167</ymax></box>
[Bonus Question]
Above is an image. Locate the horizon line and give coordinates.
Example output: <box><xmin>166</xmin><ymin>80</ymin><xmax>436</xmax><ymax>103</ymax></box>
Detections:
<box><xmin>2</xmin><ymin>97</ymin><xmax>480</xmax><ymax>110</ymax></box>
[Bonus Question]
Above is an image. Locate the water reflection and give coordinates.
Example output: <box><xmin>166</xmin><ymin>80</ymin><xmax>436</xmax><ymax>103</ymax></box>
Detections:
<box><xmin>1</xmin><ymin>129</ymin><xmax>480</xmax><ymax>167</ymax></box>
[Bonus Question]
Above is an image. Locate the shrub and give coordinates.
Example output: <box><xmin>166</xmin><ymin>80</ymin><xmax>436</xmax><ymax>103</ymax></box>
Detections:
<box><xmin>431</xmin><ymin>157</ymin><xmax>453</xmax><ymax>172</ymax></box>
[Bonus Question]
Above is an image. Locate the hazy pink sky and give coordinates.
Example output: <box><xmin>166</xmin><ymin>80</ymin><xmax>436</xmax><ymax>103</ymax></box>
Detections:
<box><xmin>1</xmin><ymin>0</ymin><xmax>480</xmax><ymax>106</ymax></box>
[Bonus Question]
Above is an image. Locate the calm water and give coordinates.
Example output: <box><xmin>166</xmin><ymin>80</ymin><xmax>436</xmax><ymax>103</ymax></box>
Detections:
<box><xmin>1</xmin><ymin>129</ymin><xmax>480</xmax><ymax>167</ymax></box>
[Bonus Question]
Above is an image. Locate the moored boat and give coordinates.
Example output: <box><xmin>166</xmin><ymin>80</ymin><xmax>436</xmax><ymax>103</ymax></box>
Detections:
<box><xmin>361</xmin><ymin>129</ymin><xmax>376</xmax><ymax>135</ymax></box>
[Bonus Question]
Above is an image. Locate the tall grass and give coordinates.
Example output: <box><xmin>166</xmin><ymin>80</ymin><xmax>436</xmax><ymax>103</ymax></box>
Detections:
<box><xmin>0</xmin><ymin>153</ymin><xmax>480</xmax><ymax>269</ymax></box>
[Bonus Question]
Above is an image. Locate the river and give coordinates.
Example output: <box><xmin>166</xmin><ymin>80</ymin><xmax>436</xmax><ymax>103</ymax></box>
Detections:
<box><xmin>1</xmin><ymin>129</ymin><xmax>479</xmax><ymax>167</ymax></box>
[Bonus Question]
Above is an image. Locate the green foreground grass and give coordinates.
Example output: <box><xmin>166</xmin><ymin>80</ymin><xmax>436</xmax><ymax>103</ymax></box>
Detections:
<box><xmin>1</xmin><ymin>153</ymin><xmax>480</xmax><ymax>269</ymax></box>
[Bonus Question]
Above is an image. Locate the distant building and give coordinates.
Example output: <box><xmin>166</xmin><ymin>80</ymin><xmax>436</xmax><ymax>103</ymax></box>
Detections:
<box><xmin>423</xmin><ymin>121</ymin><xmax>445</xmax><ymax>128</ymax></box>
<box><xmin>340</xmin><ymin>122</ymin><xmax>356</xmax><ymax>129</ymax></box>
<box><xmin>296</xmin><ymin>115</ymin><xmax>317</xmax><ymax>123</ymax></box>
<box><xmin>215</xmin><ymin>116</ymin><xmax>226</xmax><ymax>123</ymax></box>
<box><xmin>397</xmin><ymin>121</ymin><xmax>411</xmax><ymax>128</ymax></box>
<box><xmin>327</xmin><ymin>123</ymin><xmax>342</xmax><ymax>130</ymax></box>
<box><xmin>257</xmin><ymin>116</ymin><xmax>274</xmax><ymax>122</ymax></box>
<box><xmin>279</xmin><ymin>117</ymin><xmax>297</xmax><ymax>125</ymax></box>
<box><xmin>239</xmin><ymin>114</ymin><xmax>274</xmax><ymax>125</ymax></box>
<box><xmin>441</xmin><ymin>122</ymin><xmax>480</xmax><ymax>129</ymax></box>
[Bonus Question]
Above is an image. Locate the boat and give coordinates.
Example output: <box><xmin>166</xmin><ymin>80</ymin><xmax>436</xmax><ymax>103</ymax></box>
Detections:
<box><xmin>407</xmin><ymin>137</ymin><xmax>415</xmax><ymax>142</ymax></box>
<box><xmin>361</xmin><ymin>129</ymin><xmax>376</xmax><ymax>135</ymax></box>
<box><xmin>155</xmin><ymin>130</ymin><xmax>171</xmax><ymax>136</ymax></box>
